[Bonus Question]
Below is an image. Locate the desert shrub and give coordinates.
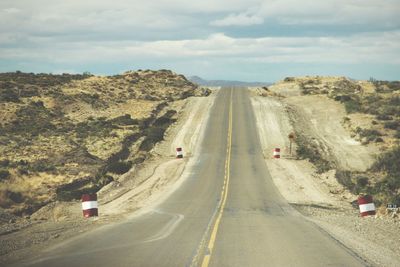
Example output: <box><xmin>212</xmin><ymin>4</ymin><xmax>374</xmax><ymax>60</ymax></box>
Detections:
<box><xmin>344</xmin><ymin>99</ymin><xmax>361</xmax><ymax>113</ymax></box>
<box><xmin>147</xmin><ymin>126</ymin><xmax>165</xmax><ymax>142</ymax></box>
<box><xmin>372</xmin><ymin>146</ymin><xmax>400</xmax><ymax>175</ymax></box>
<box><xmin>379</xmin><ymin>105</ymin><xmax>400</xmax><ymax>116</ymax></box>
<box><xmin>334</xmin><ymin>95</ymin><xmax>352</xmax><ymax>102</ymax></box>
<box><xmin>356</xmin><ymin>176</ymin><xmax>369</xmax><ymax>187</ymax></box>
<box><xmin>17</xmin><ymin>167</ymin><xmax>29</xmax><ymax>175</ymax></box>
<box><xmin>138</xmin><ymin>117</ymin><xmax>153</xmax><ymax>129</ymax></box>
<box><xmin>138</xmin><ymin>110</ymin><xmax>176</xmax><ymax>151</ymax></box>
<box><xmin>284</xmin><ymin>77</ymin><xmax>295</xmax><ymax>82</ymax></box>
<box><xmin>387</xmin><ymin>81</ymin><xmax>400</xmax><ymax>91</ymax></box>
<box><xmin>296</xmin><ymin>136</ymin><xmax>332</xmax><ymax>173</ymax></box>
<box><xmin>75</xmin><ymin>117</ymin><xmax>113</xmax><ymax>139</ymax></box>
<box><xmin>139</xmin><ymin>127</ymin><xmax>166</xmax><ymax>151</ymax></box>
<box><xmin>384</xmin><ymin>121</ymin><xmax>400</xmax><ymax>130</ymax></box>
<box><xmin>358</xmin><ymin>129</ymin><xmax>382</xmax><ymax>142</ymax></box>
<box><xmin>364</xmin><ymin>94</ymin><xmax>382</xmax><ymax>103</ymax></box>
<box><xmin>336</xmin><ymin>171</ymin><xmax>372</xmax><ymax>195</ymax></box>
<box><xmin>106</xmin><ymin>161</ymin><xmax>132</xmax><ymax>174</ymax></box>
<box><xmin>370</xmin><ymin>146</ymin><xmax>400</xmax><ymax>205</ymax></box>
<box><xmin>132</xmin><ymin>154</ymin><xmax>146</xmax><ymax>164</ymax></box>
<box><xmin>388</xmin><ymin>96</ymin><xmax>400</xmax><ymax>106</ymax></box>
<box><xmin>96</xmin><ymin>174</ymin><xmax>114</xmax><ymax>187</ymax></box>
<box><xmin>5</xmin><ymin>190</ymin><xmax>25</xmax><ymax>204</ymax></box>
<box><xmin>0</xmin><ymin>88</ymin><xmax>20</xmax><ymax>102</ymax></box>
<box><xmin>143</xmin><ymin>95</ymin><xmax>158</xmax><ymax>101</ymax></box>
<box><xmin>79</xmin><ymin>93</ymin><xmax>105</xmax><ymax>108</ymax></box>
<box><xmin>20</xmin><ymin>86</ymin><xmax>39</xmax><ymax>97</ymax></box>
<box><xmin>111</xmin><ymin>114</ymin><xmax>138</xmax><ymax>125</ymax></box>
<box><xmin>56</xmin><ymin>179</ymin><xmax>96</xmax><ymax>201</ymax></box>
<box><xmin>0</xmin><ymin>159</ymin><xmax>10</xmax><ymax>167</ymax></box>
<box><xmin>31</xmin><ymin>160</ymin><xmax>56</xmax><ymax>173</ymax></box>
<box><xmin>376</xmin><ymin>114</ymin><xmax>393</xmax><ymax>121</ymax></box>
<box><xmin>0</xmin><ymin>169</ymin><xmax>10</xmax><ymax>180</ymax></box>
<box><xmin>335</xmin><ymin>171</ymin><xmax>355</xmax><ymax>191</ymax></box>
<box><xmin>10</xmin><ymin>101</ymin><xmax>56</xmax><ymax>136</ymax></box>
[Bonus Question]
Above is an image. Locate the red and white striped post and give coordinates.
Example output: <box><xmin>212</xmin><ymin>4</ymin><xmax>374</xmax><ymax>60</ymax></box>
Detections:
<box><xmin>176</xmin><ymin>147</ymin><xmax>183</xmax><ymax>158</ymax></box>
<box><xmin>358</xmin><ymin>195</ymin><xmax>376</xmax><ymax>217</ymax></box>
<box><xmin>273</xmin><ymin>148</ymin><xmax>280</xmax><ymax>158</ymax></box>
<box><xmin>82</xmin><ymin>193</ymin><xmax>98</xmax><ymax>218</ymax></box>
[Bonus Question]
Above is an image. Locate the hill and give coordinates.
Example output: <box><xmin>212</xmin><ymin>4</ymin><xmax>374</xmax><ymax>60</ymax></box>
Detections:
<box><xmin>0</xmin><ymin>70</ymin><xmax>210</xmax><ymax>216</ymax></box>
<box><xmin>267</xmin><ymin>76</ymin><xmax>400</xmax><ymax>206</ymax></box>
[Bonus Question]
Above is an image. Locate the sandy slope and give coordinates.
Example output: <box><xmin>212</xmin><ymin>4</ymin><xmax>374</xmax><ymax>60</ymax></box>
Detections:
<box><xmin>99</xmin><ymin>95</ymin><xmax>215</xmax><ymax>216</ymax></box>
<box><xmin>250</xmin><ymin>88</ymin><xmax>400</xmax><ymax>267</ymax></box>
<box><xmin>251</xmin><ymin>95</ymin><xmax>343</xmax><ymax>205</ymax></box>
<box><xmin>287</xmin><ymin>95</ymin><xmax>377</xmax><ymax>171</ymax></box>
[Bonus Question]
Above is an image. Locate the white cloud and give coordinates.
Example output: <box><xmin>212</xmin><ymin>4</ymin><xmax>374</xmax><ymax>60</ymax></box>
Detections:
<box><xmin>211</xmin><ymin>13</ymin><xmax>264</xmax><ymax>26</ymax></box>
<box><xmin>1</xmin><ymin>32</ymin><xmax>399</xmax><ymax>65</ymax></box>
<box><xmin>211</xmin><ymin>0</ymin><xmax>400</xmax><ymax>27</ymax></box>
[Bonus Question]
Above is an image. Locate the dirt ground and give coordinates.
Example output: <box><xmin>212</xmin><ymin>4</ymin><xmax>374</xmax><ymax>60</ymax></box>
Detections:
<box><xmin>0</xmin><ymin>92</ymin><xmax>216</xmax><ymax>265</ymax></box>
<box><xmin>250</xmin><ymin>88</ymin><xmax>400</xmax><ymax>267</ymax></box>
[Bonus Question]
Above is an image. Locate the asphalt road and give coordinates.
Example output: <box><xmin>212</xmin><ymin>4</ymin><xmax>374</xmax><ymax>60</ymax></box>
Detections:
<box><xmin>17</xmin><ymin>88</ymin><xmax>366</xmax><ymax>267</ymax></box>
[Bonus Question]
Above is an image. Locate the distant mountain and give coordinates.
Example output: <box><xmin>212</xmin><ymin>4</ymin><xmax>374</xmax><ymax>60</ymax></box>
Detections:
<box><xmin>189</xmin><ymin>76</ymin><xmax>271</xmax><ymax>87</ymax></box>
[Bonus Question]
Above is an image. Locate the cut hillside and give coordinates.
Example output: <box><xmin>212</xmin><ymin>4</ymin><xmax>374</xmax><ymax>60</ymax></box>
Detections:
<box><xmin>0</xmin><ymin>70</ymin><xmax>210</xmax><ymax>217</ymax></box>
<box><xmin>267</xmin><ymin>76</ymin><xmax>400</xmax><ymax>206</ymax></box>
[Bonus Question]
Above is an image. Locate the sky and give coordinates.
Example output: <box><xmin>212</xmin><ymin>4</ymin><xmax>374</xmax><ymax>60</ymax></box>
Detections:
<box><xmin>0</xmin><ymin>0</ymin><xmax>399</xmax><ymax>82</ymax></box>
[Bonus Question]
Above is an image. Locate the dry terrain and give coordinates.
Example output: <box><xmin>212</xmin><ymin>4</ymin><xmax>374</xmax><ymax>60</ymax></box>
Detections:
<box><xmin>0</xmin><ymin>70</ymin><xmax>213</xmax><ymax>264</ymax></box>
<box><xmin>250</xmin><ymin>76</ymin><xmax>400</xmax><ymax>266</ymax></box>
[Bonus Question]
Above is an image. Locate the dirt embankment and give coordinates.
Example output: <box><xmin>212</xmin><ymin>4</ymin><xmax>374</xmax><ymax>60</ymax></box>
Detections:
<box><xmin>250</xmin><ymin>81</ymin><xmax>400</xmax><ymax>267</ymax></box>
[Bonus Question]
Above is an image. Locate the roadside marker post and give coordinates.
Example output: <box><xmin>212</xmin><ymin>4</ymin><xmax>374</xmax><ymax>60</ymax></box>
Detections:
<box><xmin>82</xmin><ymin>193</ymin><xmax>98</xmax><ymax>218</ymax></box>
<box><xmin>176</xmin><ymin>147</ymin><xmax>183</xmax><ymax>158</ymax></box>
<box><xmin>358</xmin><ymin>195</ymin><xmax>376</xmax><ymax>217</ymax></box>
<box><xmin>273</xmin><ymin>148</ymin><xmax>280</xmax><ymax>158</ymax></box>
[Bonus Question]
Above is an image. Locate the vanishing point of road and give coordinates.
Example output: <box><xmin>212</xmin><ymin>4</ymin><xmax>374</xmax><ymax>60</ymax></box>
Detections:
<box><xmin>16</xmin><ymin>88</ymin><xmax>367</xmax><ymax>267</ymax></box>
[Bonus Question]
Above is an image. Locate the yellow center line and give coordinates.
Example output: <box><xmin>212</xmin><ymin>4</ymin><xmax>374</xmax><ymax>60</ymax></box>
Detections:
<box><xmin>200</xmin><ymin>89</ymin><xmax>233</xmax><ymax>267</ymax></box>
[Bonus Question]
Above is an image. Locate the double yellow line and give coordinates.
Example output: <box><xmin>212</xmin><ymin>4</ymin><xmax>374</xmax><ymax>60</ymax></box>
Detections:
<box><xmin>200</xmin><ymin>89</ymin><xmax>233</xmax><ymax>267</ymax></box>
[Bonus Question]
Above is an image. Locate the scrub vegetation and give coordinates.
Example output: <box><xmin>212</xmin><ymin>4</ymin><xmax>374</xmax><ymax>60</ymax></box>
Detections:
<box><xmin>0</xmin><ymin>70</ymin><xmax>210</xmax><ymax>216</ymax></box>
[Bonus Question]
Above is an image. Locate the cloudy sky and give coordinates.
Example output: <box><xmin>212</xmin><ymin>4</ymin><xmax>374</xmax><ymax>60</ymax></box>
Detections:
<box><xmin>0</xmin><ymin>0</ymin><xmax>399</xmax><ymax>82</ymax></box>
